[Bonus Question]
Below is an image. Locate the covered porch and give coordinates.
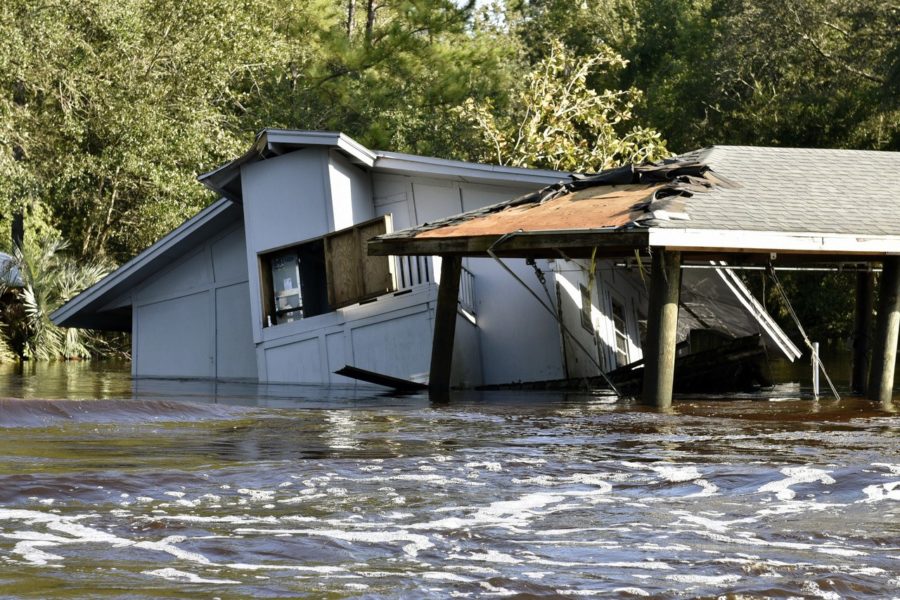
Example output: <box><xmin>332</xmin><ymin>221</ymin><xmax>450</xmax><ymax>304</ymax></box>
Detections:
<box><xmin>369</xmin><ymin>146</ymin><xmax>900</xmax><ymax>407</ymax></box>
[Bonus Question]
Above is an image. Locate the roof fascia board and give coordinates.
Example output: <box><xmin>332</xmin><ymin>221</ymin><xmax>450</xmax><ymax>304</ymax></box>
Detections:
<box><xmin>649</xmin><ymin>228</ymin><xmax>900</xmax><ymax>255</ymax></box>
<box><xmin>373</xmin><ymin>151</ymin><xmax>569</xmax><ymax>186</ymax></box>
<box><xmin>265</xmin><ymin>130</ymin><xmax>376</xmax><ymax>166</ymax></box>
<box><xmin>50</xmin><ymin>198</ymin><xmax>236</xmax><ymax>326</ymax></box>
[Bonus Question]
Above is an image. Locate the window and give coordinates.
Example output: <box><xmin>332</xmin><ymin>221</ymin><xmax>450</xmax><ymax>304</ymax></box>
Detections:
<box><xmin>611</xmin><ymin>298</ymin><xmax>630</xmax><ymax>367</ymax></box>
<box><xmin>259</xmin><ymin>216</ymin><xmax>396</xmax><ymax>328</ymax></box>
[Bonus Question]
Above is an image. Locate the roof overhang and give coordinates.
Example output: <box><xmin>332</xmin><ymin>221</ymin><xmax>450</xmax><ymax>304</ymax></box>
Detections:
<box><xmin>51</xmin><ymin>199</ymin><xmax>242</xmax><ymax>330</ymax></box>
<box><xmin>198</xmin><ymin>129</ymin><xmax>378</xmax><ymax>203</ymax></box>
<box><xmin>373</xmin><ymin>151</ymin><xmax>568</xmax><ymax>186</ymax></box>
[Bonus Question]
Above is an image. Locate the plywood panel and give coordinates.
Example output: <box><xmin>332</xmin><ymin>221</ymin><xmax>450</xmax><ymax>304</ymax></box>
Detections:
<box><xmin>358</xmin><ymin>218</ymin><xmax>394</xmax><ymax>297</ymax></box>
<box><xmin>324</xmin><ymin>216</ymin><xmax>394</xmax><ymax>309</ymax></box>
<box><xmin>324</xmin><ymin>231</ymin><xmax>361</xmax><ymax>308</ymax></box>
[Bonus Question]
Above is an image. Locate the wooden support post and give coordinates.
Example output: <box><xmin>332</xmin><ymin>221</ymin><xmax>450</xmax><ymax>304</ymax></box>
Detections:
<box><xmin>642</xmin><ymin>250</ymin><xmax>682</xmax><ymax>408</ymax></box>
<box><xmin>429</xmin><ymin>256</ymin><xmax>462</xmax><ymax>394</ymax></box>
<box><xmin>851</xmin><ymin>268</ymin><xmax>874</xmax><ymax>393</ymax></box>
<box><xmin>868</xmin><ymin>256</ymin><xmax>900</xmax><ymax>405</ymax></box>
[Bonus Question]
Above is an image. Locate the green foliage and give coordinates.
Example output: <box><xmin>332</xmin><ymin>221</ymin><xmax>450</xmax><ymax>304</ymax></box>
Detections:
<box><xmin>458</xmin><ymin>40</ymin><xmax>668</xmax><ymax>171</ymax></box>
<box><xmin>0</xmin><ymin>236</ymin><xmax>111</xmax><ymax>361</ymax></box>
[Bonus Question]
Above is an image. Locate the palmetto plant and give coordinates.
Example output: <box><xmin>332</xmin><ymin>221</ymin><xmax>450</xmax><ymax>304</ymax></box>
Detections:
<box><xmin>0</xmin><ymin>237</ymin><xmax>110</xmax><ymax>361</ymax></box>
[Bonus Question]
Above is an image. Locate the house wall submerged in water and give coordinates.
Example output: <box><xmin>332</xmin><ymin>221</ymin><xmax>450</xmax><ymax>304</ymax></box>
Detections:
<box><xmin>52</xmin><ymin>130</ymin><xmax>786</xmax><ymax>388</ymax></box>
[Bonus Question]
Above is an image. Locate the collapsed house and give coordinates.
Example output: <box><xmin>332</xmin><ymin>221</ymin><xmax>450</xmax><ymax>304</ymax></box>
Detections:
<box><xmin>370</xmin><ymin>145</ymin><xmax>900</xmax><ymax>405</ymax></box>
<box><xmin>54</xmin><ymin>130</ymin><xmax>884</xmax><ymax>399</ymax></box>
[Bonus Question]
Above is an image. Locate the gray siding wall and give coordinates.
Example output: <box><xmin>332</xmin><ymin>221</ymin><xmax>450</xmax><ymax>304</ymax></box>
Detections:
<box><xmin>371</xmin><ymin>172</ymin><xmax>566</xmax><ymax>385</ymax></box>
<box><xmin>131</xmin><ymin>224</ymin><xmax>256</xmax><ymax>379</ymax></box>
<box><xmin>240</xmin><ymin>149</ymin><xmax>333</xmax><ymax>344</ymax></box>
<box><xmin>328</xmin><ymin>150</ymin><xmax>374</xmax><ymax>231</ymax></box>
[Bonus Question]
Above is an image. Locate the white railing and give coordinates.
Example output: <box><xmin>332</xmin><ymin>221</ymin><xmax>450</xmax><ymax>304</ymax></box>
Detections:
<box><xmin>395</xmin><ymin>255</ymin><xmax>433</xmax><ymax>289</ymax></box>
<box><xmin>458</xmin><ymin>265</ymin><xmax>476</xmax><ymax>317</ymax></box>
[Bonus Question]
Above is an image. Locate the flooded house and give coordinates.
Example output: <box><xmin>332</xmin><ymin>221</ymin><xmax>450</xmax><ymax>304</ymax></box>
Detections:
<box><xmin>52</xmin><ymin>130</ymin><xmax>800</xmax><ymax>390</ymax></box>
<box><xmin>371</xmin><ymin>146</ymin><xmax>900</xmax><ymax>406</ymax></box>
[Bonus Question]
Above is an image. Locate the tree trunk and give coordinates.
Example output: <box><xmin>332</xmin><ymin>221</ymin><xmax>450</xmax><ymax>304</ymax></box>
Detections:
<box><xmin>346</xmin><ymin>0</ymin><xmax>355</xmax><ymax>38</ymax></box>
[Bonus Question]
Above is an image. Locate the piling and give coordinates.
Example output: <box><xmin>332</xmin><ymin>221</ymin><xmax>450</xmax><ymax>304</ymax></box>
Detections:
<box><xmin>868</xmin><ymin>256</ymin><xmax>900</xmax><ymax>405</ymax></box>
<box><xmin>642</xmin><ymin>250</ymin><xmax>682</xmax><ymax>409</ymax></box>
<box><xmin>851</xmin><ymin>268</ymin><xmax>874</xmax><ymax>393</ymax></box>
<box><xmin>429</xmin><ymin>256</ymin><xmax>462</xmax><ymax>394</ymax></box>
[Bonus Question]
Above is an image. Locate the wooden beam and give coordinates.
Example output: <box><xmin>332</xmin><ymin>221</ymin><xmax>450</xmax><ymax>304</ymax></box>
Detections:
<box><xmin>429</xmin><ymin>256</ymin><xmax>462</xmax><ymax>394</ymax></box>
<box><xmin>368</xmin><ymin>230</ymin><xmax>649</xmax><ymax>258</ymax></box>
<box><xmin>642</xmin><ymin>250</ymin><xmax>682</xmax><ymax>409</ymax></box>
<box><xmin>851</xmin><ymin>268</ymin><xmax>874</xmax><ymax>393</ymax></box>
<box><xmin>868</xmin><ymin>256</ymin><xmax>900</xmax><ymax>405</ymax></box>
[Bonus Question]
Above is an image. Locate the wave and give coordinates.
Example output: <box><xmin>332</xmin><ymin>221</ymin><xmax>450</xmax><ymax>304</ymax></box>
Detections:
<box><xmin>0</xmin><ymin>397</ymin><xmax>252</xmax><ymax>428</ymax></box>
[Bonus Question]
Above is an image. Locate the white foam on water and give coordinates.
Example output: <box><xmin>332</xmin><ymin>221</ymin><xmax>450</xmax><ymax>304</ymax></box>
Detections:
<box><xmin>237</xmin><ymin>488</ymin><xmax>276</xmax><ymax>502</ymax></box>
<box><xmin>612</xmin><ymin>588</ymin><xmax>650</xmax><ymax>597</ymax></box>
<box><xmin>816</xmin><ymin>546</ymin><xmax>867</xmax><ymax>557</ymax></box>
<box><xmin>860</xmin><ymin>481</ymin><xmax>900</xmax><ymax>502</ymax></box>
<box><xmin>411</xmin><ymin>492</ymin><xmax>566</xmax><ymax>531</ymax></box>
<box><xmin>667</xmin><ymin>574</ymin><xmax>741</xmax><ymax>585</ymax></box>
<box><xmin>232</xmin><ymin>527</ymin><xmax>433</xmax><ymax>558</ymax></box>
<box><xmin>344</xmin><ymin>583</ymin><xmax>369</xmax><ymax>589</ymax></box>
<box><xmin>872</xmin><ymin>463</ymin><xmax>900</xmax><ymax>475</ymax></box>
<box><xmin>649</xmin><ymin>464</ymin><xmax>701</xmax><ymax>482</ymax></box>
<box><xmin>228</xmin><ymin>563</ymin><xmax>346</xmax><ymax>573</ymax></box>
<box><xmin>142</xmin><ymin>568</ymin><xmax>240</xmax><ymax>584</ymax></box>
<box><xmin>449</xmin><ymin>550</ymin><xmax>520</xmax><ymax>564</ymax></box>
<box><xmin>11</xmin><ymin>541</ymin><xmax>63</xmax><ymax>565</ymax></box>
<box><xmin>672</xmin><ymin>511</ymin><xmax>756</xmax><ymax>533</ymax></box>
<box><xmin>755</xmin><ymin>500</ymin><xmax>842</xmax><ymax>517</ymax></box>
<box><xmin>422</xmin><ymin>572</ymin><xmax>474</xmax><ymax>582</ymax></box>
<box><xmin>465</xmin><ymin>462</ymin><xmax>502</xmax><ymax>472</ymax></box>
<box><xmin>802</xmin><ymin>580</ymin><xmax>841</xmax><ymax>599</ymax></box>
<box><xmin>757</xmin><ymin>467</ymin><xmax>835</xmax><ymax>500</ymax></box>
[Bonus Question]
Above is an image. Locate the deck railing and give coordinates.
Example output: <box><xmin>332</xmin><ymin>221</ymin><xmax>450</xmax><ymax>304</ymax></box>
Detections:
<box><xmin>458</xmin><ymin>265</ymin><xmax>476</xmax><ymax>317</ymax></box>
<box><xmin>395</xmin><ymin>256</ymin><xmax>476</xmax><ymax>321</ymax></box>
<box><xmin>395</xmin><ymin>255</ymin><xmax>433</xmax><ymax>289</ymax></box>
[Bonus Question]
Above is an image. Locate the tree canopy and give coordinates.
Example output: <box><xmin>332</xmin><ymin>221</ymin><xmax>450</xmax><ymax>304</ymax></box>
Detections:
<box><xmin>0</xmin><ymin>0</ymin><xmax>895</xmax><ymax>352</ymax></box>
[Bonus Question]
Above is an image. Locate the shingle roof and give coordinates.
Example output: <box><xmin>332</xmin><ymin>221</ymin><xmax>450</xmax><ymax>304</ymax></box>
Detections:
<box><xmin>662</xmin><ymin>146</ymin><xmax>900</xmax><ymax>235</ymax></box>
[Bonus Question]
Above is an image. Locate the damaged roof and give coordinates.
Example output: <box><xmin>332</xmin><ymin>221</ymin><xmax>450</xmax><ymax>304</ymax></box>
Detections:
<box><xmin>370</xmin><ymin>146</ymin><xmax>900</xmax><ymax>258</ymax></box>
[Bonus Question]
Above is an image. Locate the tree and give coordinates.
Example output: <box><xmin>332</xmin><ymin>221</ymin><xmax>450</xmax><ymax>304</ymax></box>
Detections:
<box><xmin>0</xmin><ymin>236</ymin><xmax>111</xmax><ymax>360</ymax></box>
<box><xmin>458</xmin><ymin>40</ymin><xmax>668</xmax><ymax>171</ymax></box>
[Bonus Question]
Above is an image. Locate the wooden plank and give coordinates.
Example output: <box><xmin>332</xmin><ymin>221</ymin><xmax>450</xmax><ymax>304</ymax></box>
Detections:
<box><xmin>357</xmin><ymin>218</ymin><xmax>395</xmax><ymax>297</ymax></box>
<box><xmin>368</xmin><ymin>230</ymin><xmax>650</xmax><ymax>258</ymax></box>
<box><xmin>429</xmin><ymin>256</ymin><xmax>462</xmax><ymax>393</ymax></box>
<box><xmin>334</xmin><ymin>365</ymin><xmax>427</xmax><ymax>391</ymax></box>
<box><xmin>325</xmin><ymin>225</ymin><xmax>362</xmax><ymax>308</ymax></box>
<box><xmin>258</xmin><ymin>254</ymin><xmax>276</xmax><ymax>328</ymax></box>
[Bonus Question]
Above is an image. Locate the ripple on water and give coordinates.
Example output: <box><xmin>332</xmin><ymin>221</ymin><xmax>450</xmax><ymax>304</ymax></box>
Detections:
<box><xmin>0</xmin><ymin>392</ymin><xmax>896</xmax><ymax>598</ymax></box>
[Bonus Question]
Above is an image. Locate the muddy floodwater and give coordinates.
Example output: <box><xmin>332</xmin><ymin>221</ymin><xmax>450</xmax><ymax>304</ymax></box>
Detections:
<box><xmin>0</xmin><ymin>361</ymin><xmax>897</xmax><ymax>598</ymax></box>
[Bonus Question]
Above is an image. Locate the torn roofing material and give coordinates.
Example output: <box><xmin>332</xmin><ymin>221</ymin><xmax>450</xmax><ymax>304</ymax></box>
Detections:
<box><xmin>370</xmin><ymin>146</ymin><xmax>900</xmax><ymax>258</ymax></box>
<box><xmin>370</xmin><ymin>155</ymin><xmax>733</xmax><ymax>254</ymax></box>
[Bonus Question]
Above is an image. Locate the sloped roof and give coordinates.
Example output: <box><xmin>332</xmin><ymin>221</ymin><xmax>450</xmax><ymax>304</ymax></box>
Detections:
<box><xmin>369</xmin><ymin>146</ymin><xmax>900</xmax><ymax>259</ymax></box>
<box><xmin>669</xmin><ymin>146</ymin><xmax>900</xmax><ymax>235</ymax></box>
<box><xmin>50</xmin><ymin>199</ymin><xmax>242</xmax><ymax>330</ymax></box>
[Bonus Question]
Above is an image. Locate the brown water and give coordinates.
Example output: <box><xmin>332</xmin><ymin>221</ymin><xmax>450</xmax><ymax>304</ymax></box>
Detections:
<box><xmin>0</xmin><ymin>360</ymin><xmax>897</xmax><ymax>598</ymax></box>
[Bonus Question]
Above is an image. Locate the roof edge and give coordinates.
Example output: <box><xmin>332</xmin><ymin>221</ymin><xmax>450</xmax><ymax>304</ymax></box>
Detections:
<box><xmin>373</xmin><ymin>151</ymin><xmax>570</xmax><ymax>185</ymax></box>
<box><xmin>51</xmin><ymin>198</ymin><xmax>236</xmax><ymax>327</ymax></box>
